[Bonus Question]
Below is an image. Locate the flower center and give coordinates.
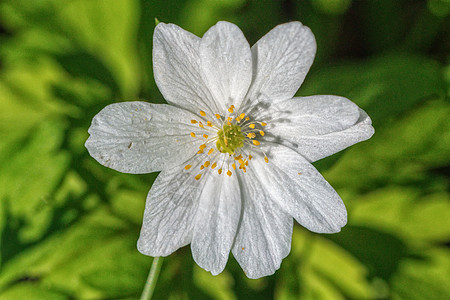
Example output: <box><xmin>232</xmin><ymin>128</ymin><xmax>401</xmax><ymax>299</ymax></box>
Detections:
<box><xmin>186</xmin><ymin>106</ymin><xmax>269</xmax><ymax>180</ymax></box>
<box><xmin>216</xmin><ymin>123</ymin><xmax>244</xmax><ymax>155</ymax></box>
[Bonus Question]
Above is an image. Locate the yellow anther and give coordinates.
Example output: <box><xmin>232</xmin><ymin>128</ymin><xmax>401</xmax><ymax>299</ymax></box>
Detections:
<box><xmin>206</xmin><ymin>121</ymin><xmax>212</xmax><ymax>127</ymax></box>
<box><xmin>298</xmin><ymin>172</ymin><xmax>302</xmax><ymax>175</ymax></box>
<box><xmin>198</xmin><ymin>150</ymin><xmax>204</xmax><ymax>154</ymax></box>
<box><xmin>238</xmin><ymin>159</ymin><xmax>244</xmax><ymax>164</ymax></box>
<box><xmin>200</xmin><ymin>110</ymin><xmax>206</xmax><ymax>116</ymax></box>
<box><xmin>261</xmin><ymin>122</ymin><xmax>267</xmax><ymax>126</ymax></box>
<box><xmin>249</xmin><ymin>124</ymin><xmax>255</xmax><ymax>129</ymax></box>
<box><xmin>264</xmin><ymin>156</ymin><xmax>269</xmax><ymax>163</ymax></box>
<box><xmin>208</xmin><ymin>148</ymin><xmax>214</xmax><ymax>155</ymax></box>
<box><xmin>195</xmin><ymin>174</ymin><xmax>202</xmax><ymax>180</ymax></box>
<box><xmin>199</xmin><ymin>122</ymin><xmax>204</xmax><ymax>128</ymax></box>
<box><xmin>218</xmin><ymin>168</ymin><xmax>223</xmax><ymax>174</ymax></box>
<box><xmin>228</xmin><ymin>105</ymin><xmax>235</xmax><ymax>113</ymax></box>
<box><xmin>190</xmin><ymin>132</ymin><xmax>196</xmax><ymax>137</ymax></box>
<box><xmin>239</xmin><ymin>113</ymin><xmax>245</xmax><ymax>120</ymax></box>
<box><xmin>245</xmin><ymin>117</ymin><xmax>250</xmax><ymax>121</ymax></box>
<box><xmin>247</xmin><ymin>133</ymin><xmax>256</xmax><ymax>139</ymax></box>
<box><xmin>232</xmin><ymin>163</ymin><xmax>236</xmax><ymax>170</ymax></box>
<box><xmin>200</xmin><ymin>165</ymin><xmax>205</xmax><ymax>170</ymax></box>
<box><xmin>184</xmin><ymin>165</ymin><xmax>192</xmax><ymax>170</ymax></box>
<box><xmin>227</xmin><ymin>170</ymin><xmax>232</xmax><ymax>176</ymax></box>
<box><xmin>252</xmin><ymin>140</ymin><xmax>260</xmax><ymax>146</ymax></box>
<box><xmin>211</xmin><ymin>162</ymin><xmax>217</xmax><ymax>169</ymax></box>
<box><xmin>227</xmin><ymin>121</ymin><xmax>232</xmax><ymax>126</ymax></box>
<box><xmin>191</xmin><ymin>120</ymin><xmax>197</xmax><ymax>124</ymax></box>
<box><xmin>199</xmin><ymin>144</ymin><xmax>207</xmax><ymax>150</ymax></box>
<box><xmin>249</xmin><ymin>155</ymin><xmax>253</xmax><ymax>160</ymax></box>
<box><xmin>204</xmin><ymin>161</ymin><xmax>210</xmax><ymax>167</ymax></box>
<box><xmin>215</xmin><ymin>114</ymin><xmax>221</xmax><ymax>119</ymax></box>
<box><xmin>236</xmin><ymin>117</ymin><xmax>241</xmax><ymax>122</ymax></box>
<box><xmin>259</xmin><ymin>130</ymin><xmax>265</xmax><ymax>136</ymax></box>
<box><xmin>203</xmin><ymin>134</ymin><xmax>208</xmax><ymax>139</ymax></box>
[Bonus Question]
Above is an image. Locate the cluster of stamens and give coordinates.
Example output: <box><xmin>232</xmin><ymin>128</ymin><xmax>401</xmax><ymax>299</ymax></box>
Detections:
<box><xmin>185</xmin><ymin>105</ymin><xmax>269</xmax><ymax>180</ymax></box>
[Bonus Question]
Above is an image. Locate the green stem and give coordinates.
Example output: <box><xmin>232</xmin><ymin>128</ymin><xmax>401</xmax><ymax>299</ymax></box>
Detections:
<box><xmin>140</xmin><ymin>257</ymin><xmax>163</xmax><ymax>300</ymax></box>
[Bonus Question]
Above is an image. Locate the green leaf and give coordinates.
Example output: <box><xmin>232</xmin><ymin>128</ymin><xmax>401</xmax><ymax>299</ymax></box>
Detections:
<box><xmin>279</xmin><ymin>228</ymin><xmax>376</xmax><ymax>300</ymax></box>
<box><xmin>324</xmin><ymin>99</ymin><xmax>450</xmax><ymax>190</ymax></box>
<box><xmin>300</xmin><ymin>53</ymin><xmax>446</xmax><ymax>126</ymax></box>
<box><xmin>391</xmin><ymin>249</ymin><xmax>450</xmax><ymax>300</ymax></box>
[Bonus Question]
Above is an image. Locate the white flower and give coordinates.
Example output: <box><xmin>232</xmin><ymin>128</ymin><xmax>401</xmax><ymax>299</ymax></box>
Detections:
<box><xmin>85</xmin><ymin>21</ymin><xmax>374</xmax><ymax>279</ymax></box>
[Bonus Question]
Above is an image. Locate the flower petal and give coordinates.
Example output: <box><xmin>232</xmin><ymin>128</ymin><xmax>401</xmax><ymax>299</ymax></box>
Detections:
<box><xmin>253</xmin><ymin>143</ymin><xmax>347</xmax><ymax>233</ymax></box>
<box><xmin>137</xmin><ymin>155</ymin><xmax>207</xmax><ymax>256</ymax></box>
<box><xmin>245</xmin><ymin>21</ymin><xmax>316</xmax><ymax>106</ymax></box>
<box><xmin>153</xmin><ymin>23</ymin><xmax>219</xmax><ymax>114</ymax></box>
<box><xmin>232</xmin><ymin>170</ymin><xmax>293</xmax><ymax>279</ymax></box>
<box><xmin>191</xmin><ymin>173</ymin><xmax>241</xmax><ymax>275</ymax></box>
<box><xmin>85</xmin><ymin>101</ymin><xmax>206</xmax><ymax>174</ymax></box>
<box><xmin>263</xmin><ymin>96</ymin><xmax>375</xmax><ymax>162</ymax></box>
<box><xmin>199</xmin><ymin>21</ymin><xmax>252</xmax><ymax>111</ymax></box>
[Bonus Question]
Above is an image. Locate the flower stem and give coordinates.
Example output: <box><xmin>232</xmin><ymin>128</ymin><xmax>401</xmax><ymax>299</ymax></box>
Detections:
<box><xmin>140</xmin><ymin>257</ymin><xmax>163</xmax><ymax>300</ymax></box>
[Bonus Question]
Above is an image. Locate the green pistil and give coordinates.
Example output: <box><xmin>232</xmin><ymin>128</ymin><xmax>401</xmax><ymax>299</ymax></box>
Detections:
<box><xmin>216</xmin><ymin>123</ymin><xmax>244</xmax><ymax>155</ymax></box>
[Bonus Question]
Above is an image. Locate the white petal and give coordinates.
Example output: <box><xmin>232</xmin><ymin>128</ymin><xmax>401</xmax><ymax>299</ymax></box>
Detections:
<box><xmin>191</xmin><ymin>173</ymin><xmax>241</xmax><ymax>275</ymax></box>
<box><xmin>245</xmin><ymin>21</ymin><xmax>316</xmax><ymax>105</ymax></box>
<box><xmin>263</xmin><ymin>96</ymin><xmax>375</xmax><ymax>162</ymax></box>
<box><xmin>200</xmin><ymin>21</ymin><xmax>252</xmax><ymax>111</ymax></box>
<box><xmin>253</xmin><ymin>144</ymin><xmax>347</xmax><ymax>233</ymax></box>
<box><xmin>137</xmin><ymin>155</ymin><xmax>207</xmax><ymax>256</ymax></box>
<box><xmin>232</xmin><ymin>170</ymin><xmax>293</xmax><ymax>279</ymax></box>
<box><xmin>85</xmin><ymin>101</ymin><xmax>206</xmax><ymax>174</ymax></box>
<box><xmin>153</xmin><ymin>23</ymin><xmax>220</xmax><ymax>114</ymax></box>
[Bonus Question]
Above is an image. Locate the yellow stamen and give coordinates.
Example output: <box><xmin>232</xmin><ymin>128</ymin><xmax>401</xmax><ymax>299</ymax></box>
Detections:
<box><xmin>208</xmin><ymin>148</ymin><xmax>214</xmax><ymax>155</ymax></box>
<box><xmin>200</xmin><ymin>110</ymin><xmax>206</xmax><ymax>116</ymax></box>
<box><xmin>215</xmin><ymin>114</ymin><xmax>221</xmax><ymax>119</ymax></box>
<box><xmin>239</xmin><ymin>113</ymin><xmax>245</xmax><ymax>120</ymax></box>
<box><xmin>200</xmin><ymin>165</ymin><xmax>205</xmax><ymax>170</ymax></box>
<box><xmin>191</xmin><ymin>120</ymin><xmax>197</xmax><ymax>124</ymax></box>
<box><xmin>245</xmin><ymin>117</ymin><xmax>250</xmax><ymax>121</ymax></box>
<box><xmin>203</xmin><ymin>134</ymin><xmax>208</xmax><ymax>139</ymax></box>
<box><xmin>227</xmin><ymin>170</ymin><xmax>232</xmax><ymax>176</ymax></box>
<box><xmin>199</xmin><ymin>144</ymin><xmax>207</xmax><ymax>150</ymax></box>
<box><xmin>190</xmin><ymin>132</ymin><xmax>196</xmax><ymax>137</ymax></box>
<box><xmin>249</xmin><ymin>155</ymin><xmax>253</xmax><ymax>160</ymax></box>
<box><xmin>249</xmin><ymin>124</ymin><xmax>255</xmax><ymax>129</ymax></box>
<box><xmin>204</xmin><ymin>161</ymin><xmax>210</xmax><ymax>167</ymax></box>
<box><xmin>218</xmin><ymin>168</ymin><xmax>223</xmax><ymax>174</ymax></box>
<box><xmin>259</xmin><ymin>130</ymin><xmax>265</xmax><ymax>136</ymax></box>
<box><xmin>206</xmin><ymin>121</ymin><xmax>212</xmax><ymax>127</ymax></box>
<box><xmin>198</xmin><ymin>150</ymin><xmax>204</xmax><ymax>154</ymax></box>
<box><xmin>195</xmin><ymin>174</ymin><xmax>202</xmax><ymax>180</ymax></box>
<box><xmin>253</xmin><ymin>140</ymin><xmax>260</xmax><ymax>146</ymax></box>
<box><xmin>247</xmin><ymin>133</ymin><xmax>256</xmax><ymax>139</ymax></box>
<box><xmin>264</xmin><ymin>156</ymin><xmax>269</xmax><ymax>163</ymax></box>
<box><xmin>261</xmin><ymin>122</ymin><xmax>267</xmax><ymax>126</ymax></box>
<box><xmin>228</xmin><ymin>105</ymin><xmax>235</xmax><ymax>113</ymax></box>
<box><xmin>199</xmin><ymin>122</ymin><xmax>204</xmax><ymax>128</ymax></box>
<box><xmin>211</xmin><ymin>162</ymin><xmax>217</xmax><ymax>169</ymax></box>
<box><xmin>184</xmin><ymin>165</ymin><xmax>192</xmax><ymax>170</ymax></box>
<box><xmin>232</xmin><ymin>163</ymin><xmax>236</xmax><ymax>170</ymax></box>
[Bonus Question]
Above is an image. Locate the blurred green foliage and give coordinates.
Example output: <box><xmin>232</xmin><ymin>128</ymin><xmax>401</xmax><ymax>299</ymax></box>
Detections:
<box><xmin>0</xmin><ymin>0</ymin><xmax>448</xmax><ymax>299</ymax></box>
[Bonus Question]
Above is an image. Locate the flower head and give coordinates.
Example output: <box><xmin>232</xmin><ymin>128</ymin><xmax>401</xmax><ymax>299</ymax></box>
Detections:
<box><xmin>85</xmin><ymin>21</ymin><xmax>374</xmax><ymax>278</ymax></box>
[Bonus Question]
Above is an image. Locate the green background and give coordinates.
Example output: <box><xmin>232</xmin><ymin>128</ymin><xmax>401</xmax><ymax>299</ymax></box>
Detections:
<box><xmin>0</xmin><ymin>0</ymin><xmax>448</xmax><ymax>299</ymax></box>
